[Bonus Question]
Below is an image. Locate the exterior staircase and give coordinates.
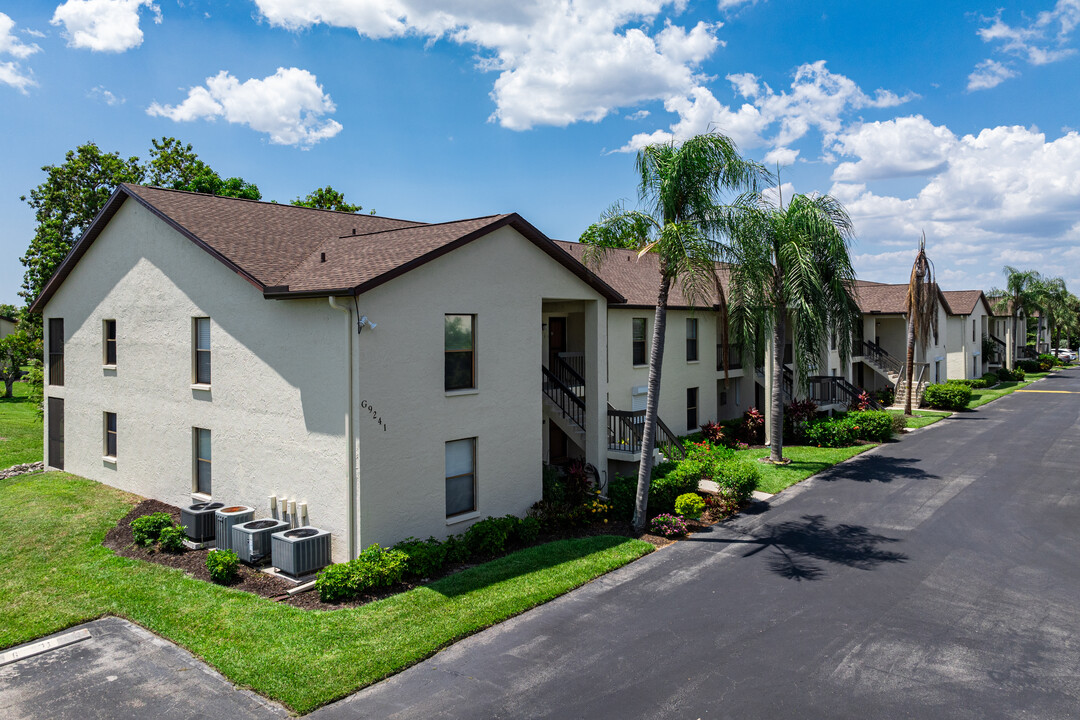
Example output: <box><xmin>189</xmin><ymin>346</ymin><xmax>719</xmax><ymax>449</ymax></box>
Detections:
<box><xmin>542</xmin><ymin>357</ymin><xmax>685</xmax><ymax>462</ymax></box>
<box><xmin>861</xmin><ymin>340</ymin><xmax>902</xmax><ymax>385</ymax></box>
<box><xmin>891</xmin><ymin>363</ymin><xmax>930</xmax><ymax>410</ymax></box>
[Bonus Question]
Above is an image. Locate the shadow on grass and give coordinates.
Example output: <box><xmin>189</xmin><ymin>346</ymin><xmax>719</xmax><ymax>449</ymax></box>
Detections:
<box><xmin>813</xmin><ymin>455</ymin><xmax>938</xmax><ymax>484</ymax></box>
<box><xmin>690</xmin><ymin>514</ymin><xmax>907</xmax><ymax>581</ymax></box>
<box><xmin>428</xmin><ymin>534</ymin><xmax>640</xmax><ymax>599</ymax></box>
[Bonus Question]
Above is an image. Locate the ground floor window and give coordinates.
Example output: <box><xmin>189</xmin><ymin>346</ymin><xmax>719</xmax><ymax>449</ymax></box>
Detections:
<box><xmin>686</xmin><ymin>387</ymin><xmax>698</xmax><ymax>432</ymax></box>
<box><xmin>194</xmin><ymin>427</ymin><xmax>211</xmax><ymax>495</ymax></box>
<box><xmin>104</xmin><ymin>412</ymin><xmax>117</xmax><ymax>459</ymax></box>
<box><xmin>446</xmin><ymin>438</ymin><xmax>476</xmax><ymax>517</ymax></box>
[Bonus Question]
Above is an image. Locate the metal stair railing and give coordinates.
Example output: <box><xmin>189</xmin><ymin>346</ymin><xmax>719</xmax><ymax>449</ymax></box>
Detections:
<box><xmin>808</xmin><ymin>376</ymin><xmax>884</xmax><ymax>410</ymax></box>
<box><xmin>542</xmin><ymin>365</ymin><xmax>585</xmax><ymax>433</ymax></box>
<box><xmin>556</xmin><ymin>352</ymin><xmax>585</xmax><ymax>382</ymax></box>
<box><xmin>606</xmin><ymin>405</ymin><xmax>686</xmax><ymax>461</ymax></box>
<box><xmin>552</xmin><ymin>354</ymin><xmax>586</xmax><ymax>395</ymax></box>
<box><xmin>863</xmin><ymin>340</ymin><xmax>903</xmax><ymax>375</ymax></box>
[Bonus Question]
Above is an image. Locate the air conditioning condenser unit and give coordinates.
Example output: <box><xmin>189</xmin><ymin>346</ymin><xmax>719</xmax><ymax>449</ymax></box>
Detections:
<box><xmin>232</xmin><ymin>518</ymin><xmax>290</xmax><ymax>564</ymax></box>
<box><xmin>215</xmin><ymin>506</ymin><xmax>254</xmax><ymax>553</ymax></box>
<box><xmin>180</xmin><ymin>502</ymin><xmax>224</xmax><ymax>542</ymax></box>
<box><xmin>271</xmin><ymin>526</ymin><xmax>332</xmax><ymax>577</ymax></box>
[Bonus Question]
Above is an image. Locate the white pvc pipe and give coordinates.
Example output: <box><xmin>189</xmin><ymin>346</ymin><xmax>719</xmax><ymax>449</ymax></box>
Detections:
<box><xmin>328</xmin><ymin>296</ymin><xmax>358</xmax><ymax>559</ymax></box>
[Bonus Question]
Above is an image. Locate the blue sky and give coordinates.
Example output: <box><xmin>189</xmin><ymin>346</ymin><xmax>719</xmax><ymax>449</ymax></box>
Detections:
<box><xmin>2</xmin><ymin>0</ymin><xmax>1079</xmax><ymax>305</ymax></box>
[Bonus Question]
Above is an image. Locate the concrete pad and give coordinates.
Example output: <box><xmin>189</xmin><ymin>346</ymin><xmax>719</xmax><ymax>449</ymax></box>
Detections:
<box><xmin>0</xmin><ymin>617</ymin><xmax>289</xmax><ymax>720</ymax></box>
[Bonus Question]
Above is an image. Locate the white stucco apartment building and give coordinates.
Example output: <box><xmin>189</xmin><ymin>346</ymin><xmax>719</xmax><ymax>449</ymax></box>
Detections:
<box><xmin>33</xmin><ymin>184</ymin><xmax>623</xmax><ymax>562</ymax></box>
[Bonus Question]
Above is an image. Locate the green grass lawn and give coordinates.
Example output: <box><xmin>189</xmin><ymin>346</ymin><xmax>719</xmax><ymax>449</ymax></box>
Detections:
<box><xmin>0</xmin><ymin>380</ymin><xmax>42</xmax><ymax>468</ymax></box>
<box><xmin>0</xmin><ymin>472</ymin><xmax>652</xmax><ymax>713</ymax></box>
<box><xmin>733</xmin><ymin>444</ymin><xmax>876</xmax><ymax>494</ymax></box>
<box><xmin>886</xmin><ymin>408</ymin><xmax>952</xmax><ymax>428</ymax></box>
<box><xmin>967</xmin><ymin>371</ymin><xmax>1051</xmax><ymax>408</ymax></box>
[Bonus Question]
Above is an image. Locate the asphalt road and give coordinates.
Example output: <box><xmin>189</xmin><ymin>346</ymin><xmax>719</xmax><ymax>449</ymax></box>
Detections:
<box><xmin>314</xmin><ymin>370</ymin><xmax>1080</xmax><ymax>719</ymax></box>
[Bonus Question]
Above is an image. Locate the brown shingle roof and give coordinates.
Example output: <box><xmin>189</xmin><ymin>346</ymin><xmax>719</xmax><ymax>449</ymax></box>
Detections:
<box><xmin>852</xmin><ymin>282</ymin><xmax>910</xmax><ymax>314</ymax></box>
<box><xmin>553</xmin><ymin>240</ymin><xmax>729</xmax><ymax>308</ymax></box>
<box><xmin>31</xmin><ymin>184</ymin><xmax>624</xmax><ymax>311</ymax></box>
<box><xmin>941</xmin><ymin>290</ymin><xmax>991</xmax><ymax>316</ymax></box>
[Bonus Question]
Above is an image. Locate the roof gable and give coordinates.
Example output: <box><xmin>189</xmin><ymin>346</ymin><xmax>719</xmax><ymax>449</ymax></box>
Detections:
<box><xmin>31</xmin><ymin>184</ymin><xmax>623</xmax><ymax>311</ymax></box>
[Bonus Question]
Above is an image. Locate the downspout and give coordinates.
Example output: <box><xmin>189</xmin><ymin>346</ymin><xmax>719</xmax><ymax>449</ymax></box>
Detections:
<box><xmin>328</xmin><ymin>296</ymin><xmax>357</xmax><ymax>560</ymax></box>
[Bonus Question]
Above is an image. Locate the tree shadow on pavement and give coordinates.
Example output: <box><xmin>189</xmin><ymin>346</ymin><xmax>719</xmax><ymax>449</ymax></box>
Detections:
<box><xmin>816</xmin><ymin>455</ymin><xmax>939</xmax><ymax>484</ymax></box>
<box><xmin>690</xmin><ymin>514</ymin><xmax>908</xmax><ymax>581</ymax></box>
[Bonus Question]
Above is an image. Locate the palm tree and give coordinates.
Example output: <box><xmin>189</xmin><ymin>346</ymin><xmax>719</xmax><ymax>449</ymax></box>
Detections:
<box><xmin>990</xmin><ymin>266</ymin><xmax>1041</xmax><ymax>368</ymax></box>
<box><xmin>724</xmin><ymin>191</ymin><xmax>862</xmax><ymax>463</ymax></box>
<box><xmin>1033</xmin><ymin>275</ymin><xmax>1067</xmax><ymax>352</ymax></box>
<box><xmin>579</xmin><ymin>132</ymin><xmax>766</xmax><ymax>531</ymax></box>
<box><xmin>903</xmin><ymin>235</ymin><xmax>938</xmax><ymax>416</ymax></box>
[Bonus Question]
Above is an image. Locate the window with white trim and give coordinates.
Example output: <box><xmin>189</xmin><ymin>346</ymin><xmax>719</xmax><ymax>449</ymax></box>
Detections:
<box><xmin>445</xmin><ymin>438</ymin><xmax>476</xmax><ymax>517</ymax></box>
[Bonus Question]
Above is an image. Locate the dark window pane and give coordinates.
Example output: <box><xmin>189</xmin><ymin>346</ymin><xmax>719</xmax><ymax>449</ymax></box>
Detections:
<box><xmin>445</xmin><ymin>352</ymin><xmax>474</xmax><ymax>390</ymax></box>
<box><xmin>686</xmin><ymin>387</ymin><xmax>698</xmax><ymax>430</ymax></box>
<box><xmin>445</xmin><ymin>315</ymin><xmax>473</xmax><ymax>351</ymax></box>
<box><xmin>196</xmin><ymin>350</ymin><xmax>211</xmax><ymax>384</ymax></box>
<box><xmin>196</xmin><ymin>428</ymin><xmax>211</xmax><ymax>495</ymax></box>
<box><xmin>105</xmin><ymin>320</ymin><xmax>117</xmax><ymax>365</ymax></box>
<box><xmin>446</xmin><ymin>473</ymin><xmax>475</xmax><ymax>516</ymax></box>
<box><xmin>633</xmin><ymin>318</ymin><xmax>647</xmax><ymax>365</ymax></box>
<box><xmin>48</xmin><ymin>318</ymin><xmax>64</xmax><ymax>386</ymax></box>
<box><xmin>105</xmin><ymin>413</ymin><xmax>117</xmax><ymax>458</ymax></box>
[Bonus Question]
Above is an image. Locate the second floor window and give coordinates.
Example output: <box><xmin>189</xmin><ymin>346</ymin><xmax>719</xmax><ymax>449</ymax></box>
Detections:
<box><xmin>104</xmin><ymin>319</ymin><xmax>117</xmax><ymax>366</ymax></box>
<box><xmin>686</xmin><ymin>318</ymin><xmax>698</xmax><ymax>362</ymax></box>
<box><xmin>445</xmin><ymin>314</ymin><xmax>475</xmax><ymax>391</ymax></box>
<box><xmin>48</xmin><ymin>317</ymin><xmax>64</xmax><ymax>386</ymax></box>
<box><xmin>632</xmin><ymin>318</ymin><xmax>647</xmax><ymax>366</ymax></box>
<box><xmin>194</xmin><ymin>317</ymin><xmax>211</xmax><ymax>385</ymax></box>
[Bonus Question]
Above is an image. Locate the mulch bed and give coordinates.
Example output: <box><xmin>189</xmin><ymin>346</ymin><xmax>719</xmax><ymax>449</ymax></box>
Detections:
<box><xmin>103</xmin><ymin>499</ymin><xmax>679</xmax><ymax>611</ymax></box>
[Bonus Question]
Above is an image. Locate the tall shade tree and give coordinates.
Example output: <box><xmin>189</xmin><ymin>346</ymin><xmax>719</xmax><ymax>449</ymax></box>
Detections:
<box><xmin>19</xmin><ymin>142</ymin><xmax>145</xmax><ymax>313</ymax></box>
<box><xmin>990</xmin><ymin>266</ymin><xmax>1042</xmax><ymax>368</ymax></box>
<box><xmin>725</xmin><ymin>191</ymin><xmax>861</xmax><ymax>462</ymax></box>
<box><xmin>903</xmin><ymin>235</ymin><xmax>938</xmax><ymax>416</ymax></box>
<box><xmin>292</xmin><ymin>186</ymin><xmax>368</xmax><ymax>213</ymax></box>
<box><xmin>579</xmin><ymin>132</ymin><xmax>766</xmax><ymax>531</ymax></box>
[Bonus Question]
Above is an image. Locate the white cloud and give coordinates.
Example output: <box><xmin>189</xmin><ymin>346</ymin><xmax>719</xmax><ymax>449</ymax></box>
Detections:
<box><xmin>88</xmin><ymin>84</ymin><xmax>124</xmax><ymax>105</ymax></box>
<box><xmin>831</xmin><ymin>115</ymin><xmax>958</xmax><ymax>181</ymax></box>
<box><xmin>620</xmin><ymin>60</ymin><xmax>915</xmax><ymax>153</ymax></box>
<box><xmin>974</xmin><ymin>1</ymin><xmax>1080</xmax><ymax>74</ymax></box>
<box><xmin>51</xmin><ymin>0</ymin><xmax>161</xmax><ymax>52</ymax></box>
<box><xmin>0</xmin><ymin>13</ymin><xmax>40</xmax><ymax>93</ymax></box>
<box><xmin>836</xmin><ymin>126</ymin><xmax>1080</xmax><ymax>286</ymax></box>
<box><xmin>967</xmin><ymin>59</ymin><xmax>1019</xmax><ymax>91</ymax></box>
<box><xmin>147</xmin><ymin>67</ymin><xmax>343</xmax><ymax>147</ymax></box>
<box><xmin>626</xmin><ymin>109</ymin><xmax>650</xmax><ymax>120</ymax></box>
<box><xmin>252</xmin><ymin>0</ymin><xmax>724</xmax><ymax>131</ymax></box>
<box><xmin>23</xmin><ymin>28</ymin><xmax>46</xmax><ymax>38</ymax></box>
<box><xmin>763</xmin><ymin>146</ymin><xmax>798</xmax><ymax>166</ymax></box>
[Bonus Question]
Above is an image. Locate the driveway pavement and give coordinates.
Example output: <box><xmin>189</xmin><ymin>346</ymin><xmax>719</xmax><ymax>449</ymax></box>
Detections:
<box><xmin>314</xmin><ymin>369</ymin><xmax>1080</xmax><ymax>719</ymax></box>
<box><xmin>0</xmin><ymin>617</ymin><xmax>289</xmax><ymax>719</ymax></box>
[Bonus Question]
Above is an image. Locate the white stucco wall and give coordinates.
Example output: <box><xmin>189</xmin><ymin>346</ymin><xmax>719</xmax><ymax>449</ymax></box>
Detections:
<box><xmin>606</xmin><ymin>306</ymin><xmax>750</xmax><ymax>433</ymax></box>
<box><xmin>946</xmin><ymin>307</ymin><xmax>988</xmax><ymax>380</ymax></box>
<box><xmin>349</xmin><ymin>225</ymin><xmax>607</xmax><ymax>549</ymax></box>
<box><xmin>41</xmin><ymin>201</ymin><xmax>610</xmax><ymax>561</ymax></box>
<box><xmin>41</xmin><ymin>199</ymin><xmax>352</xmax><ymax>557</ymax></box>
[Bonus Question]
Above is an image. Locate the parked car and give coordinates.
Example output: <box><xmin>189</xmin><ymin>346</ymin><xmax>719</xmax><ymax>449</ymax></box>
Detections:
<box><xmin>1051</xmin><ymin>348</ymin><xmax>1077</xmax><ymax>362</ymax></box>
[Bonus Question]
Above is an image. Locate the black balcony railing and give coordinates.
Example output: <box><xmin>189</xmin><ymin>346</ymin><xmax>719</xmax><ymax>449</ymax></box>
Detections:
<box><xmin>862</xmin><ymin>340</ymin><xmax>903</xmax><ymax>375</ymax></box>
<box><xmin>808</xmin><ymin>376</ymin><xmax>884</xmax><ymax>410</ymax></box>
<box><xmin>607</xmin><ymin>405</ymin><xmax>686</xmax><ymax>461</ymax></box>
<box><xmin>716</xmin><ymin>344</ymin><xmax>743</xmax><ymax>371</ymax></box>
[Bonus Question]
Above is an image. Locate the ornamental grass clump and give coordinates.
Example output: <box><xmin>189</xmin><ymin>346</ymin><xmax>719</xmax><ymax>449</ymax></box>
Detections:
<box><xmin>649</xmin><ymin>513</ymin><xmax>689</xmax><ymax>538</ymax></box>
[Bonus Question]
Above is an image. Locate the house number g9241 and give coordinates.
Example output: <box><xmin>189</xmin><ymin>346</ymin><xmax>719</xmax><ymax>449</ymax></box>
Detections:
<box><xmin>361</xmin><ymin>399</ymin><xmax>388</xmax><ymax>432</ymax></box>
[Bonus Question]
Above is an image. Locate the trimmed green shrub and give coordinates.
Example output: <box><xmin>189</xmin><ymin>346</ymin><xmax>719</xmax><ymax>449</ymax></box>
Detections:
<box><xmin>157</xmin><ymin>524</ymin><xmax>186</xmax><ymax>553</ymax></box>
<box><xmin>1037</xmin><ymin>353</ymin><xmax>1056</xmax><ymax>371</ymax></box>
<box><xmin>713</xmin><ymin>459</ymin><xmax>760</xmax><ymax>503</ymax></box>
<box><xmin>947</xmin><ymin>378</ymin><xmax>975</xmax><ymax>387</ymax></box>
<box><xmin>541</xmin><ymin>463</ymin><xmax>564</xmax><ymax>503</ymax></box>
<box><xmin>509</xmin><ymin>515</ymin><xmax>542</xmax><ymax>546</ymax></box>
<box><xmin>314</xmin><ymin>544</ymin><xmax>409</xmax><ymax>602</ymax></box>
<box><xmin>998</xmin><ymin>366</ymin><xmax>1025</xmax><ymax>381</ymax></box>
<box><xmin>674</xmin><ymin>493</ymin><xmax>705</xmax><ymax>520</ymax></box>
<box><xmin>804</xmin><ymin>416</ymin><xmax>859</xmax><ymax>447</ymax></box>
<box><xmin>845</xmin><ymin>410</ymin><xmax>895</xmax><ymax>442</ymax></box>
<box><xmin>923</xmin><ymin>382</ymin><xmax>972</xmax><ymax>410</ymax></box>
<box><xmin>130</xmin><ymin>512</ymin><xmax>173</xmax><ymax>546</ymax></box>
<box><xmin>206</xmin><ymin>549</ymin><xmax>239</xmax><ymax>584</ymax></box>
<box><xmin>464</xmin><ymin>516</ymin><xmax>516</xmax><ymax>556</ymax></box>
<box><xmin>890</xmin><ymin>413</ymin><xmax>908</xmax><ymax>436</ymax></box>
<box><xmin>1018</xmin><ymin>359</ymin><xmax>1041</xmax><ymax>373</ymax></box>
<box><xmin>442</xmin><ymin>534</ymin><xmax>471</xmax><ymax>563</ymax></box>
<box><xmin>981</xmin><ymin>372</ymin><xmax>999</xmax><ymax>385</ymax></box>
<box><xmin>607</xmin><ymin>474</ymin><xmax>637</xmax><ymax>521</ymax></box>
<box><xmin>392</xmin><ymin>536</ymin><xmax>447</xmax><ymax>578</ymax></box>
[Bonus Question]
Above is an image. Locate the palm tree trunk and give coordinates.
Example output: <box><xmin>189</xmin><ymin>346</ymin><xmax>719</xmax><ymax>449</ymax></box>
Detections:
<box><xmin>769</xmin><ymin>308</ymin><xmax>786</xmax><ymax>462</ymax></box>
<box><xmin>632</xmin><ymin>274</ymin><xmax>671</xmax><ymax>532</ymax></box>
<box><xmin>905</xmin><ymin>314</ymin><xmax>915</xmax><ymax>415</ymax></box>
